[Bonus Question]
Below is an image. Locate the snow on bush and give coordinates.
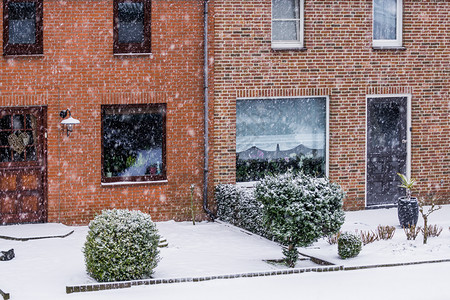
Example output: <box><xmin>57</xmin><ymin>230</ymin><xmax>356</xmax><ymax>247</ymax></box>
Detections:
<box><xmin>338</xmin><ymin>232</ymin><xmax>362</xmax><ymax>259</ymax></box>
<box><xmin>84</xmin><ymin>209</ymin><xmax>160</xmax><ymax>282</ymax></box>
<box><xmin>215</xmin><ymin>184</ymin><xmax>271</xmax><ymax>238</ymax></box>
<box><xmin>255</xmin><ymin>172</ymin><xmax>345</xmax><ymax>267</ymax></box>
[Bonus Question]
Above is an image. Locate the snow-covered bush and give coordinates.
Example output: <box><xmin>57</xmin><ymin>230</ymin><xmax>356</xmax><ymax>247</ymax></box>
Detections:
<box><xmin>84</xmin><ymin>209</ymin><xmax>160</xmax><ymax>282</ymax></box>
<box><xmin>338</xmin><ymin>232</ymin><xmax>362</xmax><ymax>259</ymax></box>
<box><xmin>255</xmin><ymin>172</ymin><xmax>345</xmax><ymax>267</ymax></box>
<box><xmin>215</xmin><ymin>184</ymin><xmax>271</xmax><ymax>238</ymax></box>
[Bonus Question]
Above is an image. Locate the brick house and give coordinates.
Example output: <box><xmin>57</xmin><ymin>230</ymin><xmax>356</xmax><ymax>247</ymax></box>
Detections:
<box><xmin>0</xmin><ymin>0</ymin><xmax>214</xmax><ymax>224</ymax></box>
<box><xmin>211</xmin><ymin>0</ymin><xmax>449</xmax><ymax>210</ymax></box>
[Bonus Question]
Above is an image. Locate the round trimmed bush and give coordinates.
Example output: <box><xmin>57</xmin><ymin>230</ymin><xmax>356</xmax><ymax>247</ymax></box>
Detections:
<box><xmin>338</xmin><ymin>232</ymin><xmax>362</xmax><ymax>259</ymax></box>
<box><xmin>84</xmin><ymin>209</ymin><xmax>160</xmax><ymax>282</ymax></box>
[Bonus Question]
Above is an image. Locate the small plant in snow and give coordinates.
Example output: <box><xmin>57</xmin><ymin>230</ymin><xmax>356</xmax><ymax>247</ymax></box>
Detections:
<box><xmin>418</xmin><ymin>195</ymin><xmax>441</xmax><ymax>244</ymax></box>
<box><xmin>359</xmin><ymin>230</ymin><xmax>378</xmax><ymax>245</ymax></box>
<box><xmin>338</xmin><ymin>232</ymin><xmax>362</xmax><ymax>259</ymax></box>
<box><xmin>403</xmin><ymin>225</ymin><xmax>421</xmax><ymax>240</ymax></box>
<box><xmin>327</xmin><ymin>231</ymin><xmax>341</xmax><ymax>245</ymax></box>
<box><xmin>377</xmin><ymin>225</ymin><xmax>396</xmax><ymax>240</ymax></box>
<box><xmin>255</xmin><ymin>172</ymin><xmax>345</xmax><ymax>267</ymax></box>
<box><xmin>423</xmin><ymin>224</ymin><xmax>442</xmax><ymax>238</ymax></box>
<box><xmin>84</xmin><ymin>209</ymin><xmax>160</xmax><ymax>282</ymax></box>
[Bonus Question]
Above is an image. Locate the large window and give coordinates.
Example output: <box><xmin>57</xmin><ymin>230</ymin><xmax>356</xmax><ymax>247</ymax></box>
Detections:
<box><xmin>113</xmin><ymin>0</ymin><xmax>151</xmax><ymax>54</ymax></box>
<box><xmin>2</xmin><ymin>0</ymin><xmax>43</xmax><ymax>56</ymax></box>
<box><xmin>236</xmin><ymin>97</ymin><xmax>328</xmax><ymax>182</ymax></box>
<box><xmin>373</xmin><ymin>0</ymin><xmax>402</xmax><ymax>48</ymax></box>
<box><xmin>101</xmin><ymin>104</ymin><xmax>166</xmax><ymax>183</ymax></box>
<box><xmin>271</xmin><ymin>0</ymin><xmax>304</xmax><ymax>49</ymax></box>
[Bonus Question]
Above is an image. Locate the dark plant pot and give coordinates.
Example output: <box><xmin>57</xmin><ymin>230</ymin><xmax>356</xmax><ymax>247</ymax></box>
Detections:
<box><xmin>397</xmin><ymin>197</ymin><xmax>419</xmax><ymax>228</ymax></box>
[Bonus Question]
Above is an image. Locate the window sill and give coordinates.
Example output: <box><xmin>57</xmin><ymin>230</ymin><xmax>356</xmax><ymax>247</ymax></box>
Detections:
<box><xmin>101</xmin><ymin>180</ymin><xmax>168</xmax><ymax>187</ymax></box>
<box><xmin>3</xmin><ymin>53</ymin><xmax>44</xmax><ymax>58</ymax></box>
<box><xmin>372</xmin><ymin>46</ymin><xmax>406</xmax><ymax>51</ymax></box>
<box><xmin>236</xmin><ymin>181</ymin><xmax>258</xmax><ymax>188</ymax></box>
<box><xmin>271</xmin><ymin>45</ymin><xmax>306</xmax><ymax>51</ymax></box>
<box><xmin>113</xmin><ymin>52</ymin><xmax>153</xmax><ymax>57</ymax></box>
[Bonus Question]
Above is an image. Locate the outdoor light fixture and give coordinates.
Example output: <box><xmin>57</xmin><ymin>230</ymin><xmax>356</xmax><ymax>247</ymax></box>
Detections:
<box><xmin>60</xmin><ymin>109</ymin><xmax>80</xmax><ymax>137</ymax></box>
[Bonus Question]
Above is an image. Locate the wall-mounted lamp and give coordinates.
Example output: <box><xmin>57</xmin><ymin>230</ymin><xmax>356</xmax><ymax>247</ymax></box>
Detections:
<box><xmin>60</xmin><ymin>109</ymin><xmax>80</xmax><ymax>137</ymax></box>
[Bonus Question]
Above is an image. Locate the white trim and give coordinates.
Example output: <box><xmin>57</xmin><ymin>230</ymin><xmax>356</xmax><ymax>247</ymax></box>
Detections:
<box><xmin>365</xmin><ymin>93</ymin><xmax>412</xmax><ymax>207</ymax></box>
<box><xmin>101</xmin><ymin>180</ymin><xmax>168</xmax><ymax>186</ymax></box>
<box><xmin>372</xmin><ymin>0</ymin><xmax>403</xmax><ymax>48</ymax></box>
<box><xmin>236</xmin><ymin>95</ymin><xmax>330</xmax><ymax>183</ymax></box>
<box><xmin>271</xmin><ymin>0</ymin><xmax>304</xmax><ymax>49</ymax></box>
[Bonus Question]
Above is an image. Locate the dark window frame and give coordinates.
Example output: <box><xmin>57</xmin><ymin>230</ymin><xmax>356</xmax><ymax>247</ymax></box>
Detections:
<box><xmin>101</xmin><ymin>103</ymin><xmax>166</xmax><ymax>184</ymax></box>
<box><xmin>113</xmin><ymin>0</ymin><xmax>151</xmax><ymax>54</ymax></box>
<box><xmin>2</xmin><ymin>0</ymin><xmax>43</xmax><ymax>56</ymax></box>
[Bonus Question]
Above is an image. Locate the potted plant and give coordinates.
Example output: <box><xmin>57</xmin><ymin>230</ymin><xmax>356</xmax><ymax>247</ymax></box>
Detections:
<box><xmin>397</xmin><ymin>173</ymin><xmax>419</xmax><ymax>228</ymax></box>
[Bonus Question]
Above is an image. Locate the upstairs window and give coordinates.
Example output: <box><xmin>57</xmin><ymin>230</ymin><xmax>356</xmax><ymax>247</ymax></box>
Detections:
<box><xmin>101</xmin><ymin>104</ymin><xmax>166</xmax><ymax>183</ymax></box>
<box><xmin>113</xmin><ymin>0</ymin><xmax>151</xmax><ymax>54</ymax></box>
<box><xmin>373</xmin><ymin>0</ymin><xmax>402</xmax><ymax>48</ymax></box>
<box><xmin>2</xmin><ymin>0</ymin><xmax>43</xmax><ymax>56</ymax></box>
<box><xmin>271</xmin><ymin>0</ymin><xmax>304</xmax><ymax>49</ymax></box>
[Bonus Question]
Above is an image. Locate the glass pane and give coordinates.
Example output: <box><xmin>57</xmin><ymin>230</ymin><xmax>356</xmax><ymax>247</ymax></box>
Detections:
<box><xmin>13</xmin><ymin>150</ymin><xmax>25</xmax><ymax>162</ymax></box>
<box><xmin>368</xmin><ymin>101</ymin><xmax>404</xmax><ymax>151</ymax></box>
<box><xmin>118</xmin><ymin>2</ymin><xmax>144</xmax><ymax>43</ymax></box>
<box><xmin>272</xmin><ymin>0</ymin><xmax>299</xmax><ymax>19</ymax></box>
<box><xmin>0</xmin><ymin>115</ymin><xmax>11</xmax><ymax>129</ymax></box>
<box><xmin>26</xmin><ymin>146</ymin><xmax>37</xmax><ymax>161</ymax></box>
<box><xmin>13</xmin><ymin>115</ymin><xmax>24</xmax><ymax>130</ymax></box>
<box><xmin>0</xmin><ymin>148</ymin><xmax>11</xmax><ymax>162</ymax></box>
<box><xmin>103</xmin><ymin>109</ymin><xmax>164</xmax><ymax>178</ymax></box>
<box><xmin>0</xmin><ymin>132</ymin><xmax>10</xmax><ymax>146</ymax></box>
<box><xmin>8</xmin><ymin>2</ymin><xmax>36</xmax><ymax>44</ymax></box>
<box><xmin>236</xmin><ymin>98</ymin><xmax>327</xmax><ymax>181</ymax></box>
<box><xmin>373</xmin><ymin>0</ymin><xmax>397</xmax><ymax>40</ymax></box>
<box><xmin>272</xmin><ymin>20</ymin><xmax>299</xmax><ymax>41</ymax></box>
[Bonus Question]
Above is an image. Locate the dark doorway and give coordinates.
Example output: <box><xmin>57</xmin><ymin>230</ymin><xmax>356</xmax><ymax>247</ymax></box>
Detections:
<box><xmin>366</xmin><ymin>97</ymin><xmax>408</xmax><ymax>207</ymax></box>
<box><xmin>0</xmin><ymin>106</ymin><xmax>47</xmax><ymax>224</ymax></box>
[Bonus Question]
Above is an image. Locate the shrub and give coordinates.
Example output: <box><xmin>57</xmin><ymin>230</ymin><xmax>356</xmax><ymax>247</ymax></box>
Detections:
<box><xmin>359</xmin><ymin>230</ymin><xmax>378</xmax><ymax>245</ymax></box>
<box><xmin>215</xmin><ymin>184</ymin><xmax>272</xmax><ymax>238</ymax></box>
<box><xmin>255</xmin><ymin>172</ymin><xmax>345</xmax><ymax>267</ymax></box>
<box><xmin>423</xmin><ymin>224</ymin><xmax>442</xmax><ymax>238</ymax></box>
<box><xmin>338</xmin><ymin>232</ymin><xmax>362</xmax><ymax>259</ymax></box>
<box><xmin>84</xmin><ymin>209</ymin><xmax>160</xmax><ymax>282</ymax></box>
<box><xmin>377</xmin><ymin>225</ymin><xmax>396</xmax><ymax>240</ymax></box>
<box><xmin>403</xmin><ymin>225</ymin><xmax>421</xmax><ymax>240</ymax></box>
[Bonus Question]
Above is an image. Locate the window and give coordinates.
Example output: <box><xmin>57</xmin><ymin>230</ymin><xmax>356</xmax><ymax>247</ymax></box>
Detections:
<box><xmin>113</xmin><ymin>0</ymin><xmax>151</xmax><ymax>54</ymax></box>
<box><xmin>2</xmin><ymin>0</ymin><xmax>43</xmax><ymax>56</ymax></box>
<box><xmin>101</xmin><ymin>104</ymin><xmax>166</xmax><ymax>183</ymax></box>
<box><xmin>373</xmin><ymin>0</ymin><xmax>402</xmax><ymax>48</ymax></box>
<box><xmin>271</xmin><ymin>0</ymin><xmax>304</xmax><ymax>49</ymax></box>
<box><xmin>236</xmin><ymin>97</ymin><xmax>328</xmax><ymax>182</ymax></box>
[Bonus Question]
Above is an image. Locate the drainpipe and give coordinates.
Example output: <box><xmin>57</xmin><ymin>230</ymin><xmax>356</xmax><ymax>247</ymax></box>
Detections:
<box><xmin>202</xmin><ymin>0</ymin><xmax>215</xmax><ymax>220</ymax></box>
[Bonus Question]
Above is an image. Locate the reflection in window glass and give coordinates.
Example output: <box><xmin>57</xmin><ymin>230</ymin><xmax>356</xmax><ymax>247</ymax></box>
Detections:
<box><xmin>236</xmin><ymin>98</ymin><xmax>327</xmax><ymax>182</ymax></box>
<box><xmin>373</xmin><ymin>0</ymin><xmax>397</xmax><ymax>40</ymax></box>
<box><xmin>8</xmin><ymin>2</ymin><xmax>36</xmax><ymax>44</ymax></box>
<box><xmin>102</xmin><ymin>105</ymin><xmax>166</xmax><ymax>182</ymax></box>
<box><xmin>118</xmin><ymin>2</ymin><xmax>144</xmax><ymax>43</ymax></box>
<box><xmin>272</xmin><ymin>0</ymin><xmax>301</xmax><ymax>43</ymax></box>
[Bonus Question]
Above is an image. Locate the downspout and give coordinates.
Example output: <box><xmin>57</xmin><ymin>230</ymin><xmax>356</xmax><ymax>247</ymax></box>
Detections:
<box><xmin>202</xmin><ymin>0</ymin><xmax>215</xmax><ymax>220</ymax></box>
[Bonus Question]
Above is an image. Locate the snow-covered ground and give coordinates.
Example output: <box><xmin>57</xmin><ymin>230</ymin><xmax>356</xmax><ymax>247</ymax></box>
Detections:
<box><xmin>0</xmin><ymin>205</ymin><xmax>449</xmax><ymax>300</ymax></box>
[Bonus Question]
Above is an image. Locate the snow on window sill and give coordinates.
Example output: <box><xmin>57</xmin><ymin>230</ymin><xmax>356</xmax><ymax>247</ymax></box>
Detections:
<box><xmin>236</xmin><ymin>181</ymin><xmax>258</xmax><ymax>188</ymax></box>
<box><xmin>271</xmin><ymin>43</ymin><xmax>306</xmax><ymax>51</ymax></box>
<box><xmin>113</xmin><ymin>52</ymin><xmax>153</xmax><ymax>57</ymax></box>
<box><xmin>101</xmin><ymin>180</ymin><xmax>168</xmax><ymax>187</ymax></box>
<box><xmin>372</xmin><ymin>46</ymin><xmax>406</xmax><ymax>51</ymax></box>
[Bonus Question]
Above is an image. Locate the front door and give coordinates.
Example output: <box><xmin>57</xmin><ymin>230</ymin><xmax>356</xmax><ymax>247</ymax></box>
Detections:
<box><xmin>366</xmin><ymin>96</ymin><xmax>408</xmax><ymax>207</ymax></box>
<box><xmin>0</xmin><ymin>106</ymin><xmax>47</xmax><ymax>224</ymax></box>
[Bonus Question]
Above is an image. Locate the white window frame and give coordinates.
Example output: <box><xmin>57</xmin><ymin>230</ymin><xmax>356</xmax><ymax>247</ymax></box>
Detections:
<box><xmin>271</xmin><ymin>0</ymin><xmax>304</xmax><ymax>50</ymax></box>
<box><xmin>372</xmin><ymin>0</ymin><xmax>403</xmax><ymax>48</ymax></box>
<box><xmin>236</xmin><ymin>96</ymin><xmax>329</xmax><ymax>185</ymax></box>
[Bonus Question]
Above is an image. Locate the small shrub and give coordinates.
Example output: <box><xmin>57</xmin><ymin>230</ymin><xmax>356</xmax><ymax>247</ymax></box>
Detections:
<box><xmin>84</xmin><ymin>209</ymin><xmax>160</xmax><ymax>282</ymax></box>
<box><xmin>377</xmin><ymin>225</ymin><xmax>396</xmax><ymax>240</ymax></box>
<box><xmin>404</xmin><ymin>225</ymin><xmax>421</xmax><ymax>240</ymax></box>
<box><xmin>359</xmin><ymin>230</ymin><xmax>378</xmax><ymax>245</ymax></box>
<box><xmin>423</xmin><ymin>224</ymin><xmax>442</xmax><ymax>238</ymax></box>
<box><xmin>338</xmin><ymin>232</ymin><xmax>362</xmax><ymax>259</ymax></box>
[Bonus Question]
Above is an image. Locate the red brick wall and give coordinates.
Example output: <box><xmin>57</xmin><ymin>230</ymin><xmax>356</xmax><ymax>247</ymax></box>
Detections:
<box><xmin>1</xmin><ymin>0</ymin><xmax>210</xmax><ymax>224</ymax></box>
<box><xmin>212</xmin><ymin>0</ymin><xmax>449</xmax><ymax>209</ymax></box>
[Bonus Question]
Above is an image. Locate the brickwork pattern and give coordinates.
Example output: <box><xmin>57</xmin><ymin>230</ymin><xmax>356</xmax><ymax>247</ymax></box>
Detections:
<box><xmin>212</xmin><ymin>0</ymin><xmax>450</xmax><ymax>209</ymax></box>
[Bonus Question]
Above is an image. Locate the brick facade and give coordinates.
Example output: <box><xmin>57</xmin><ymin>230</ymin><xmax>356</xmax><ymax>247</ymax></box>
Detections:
<box><xmin>1</xmin><ymin>0</ymin><xmax>211</xmax><ymax>224</ymax></box>
<box><xmin>211</xmin><ymin>0</ymin><xmax>449</xmax><ymax>209</ymax></box>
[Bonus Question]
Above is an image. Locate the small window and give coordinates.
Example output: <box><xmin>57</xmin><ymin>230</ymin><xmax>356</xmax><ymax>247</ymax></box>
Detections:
<box><xmin>271</xmin><ymin>0</ymin><xmax>304</xmax><ymax>49</ymax></box>
<box><xmin>236</xmin><ymin>97</ymin><xmax>328</xmax><ymax>182</ymax></box>
<box><xmin>113</xmin><ymin>0</ymin><xmax>151</xmax><ymax>54</ymax></box>
<box><xmin>373</xmin><ymin>0</ymin><xmax>402</xmax><ymax>48</ymax></box>
<box><xmin>2</xmin><ymin>0</ymin><xmax>43</xmax><ymax>56</ymax></box>
<box><xmin>101</xmin><ymin>104</ymin><xmax>166</xmax><ymax>183</ymax></box>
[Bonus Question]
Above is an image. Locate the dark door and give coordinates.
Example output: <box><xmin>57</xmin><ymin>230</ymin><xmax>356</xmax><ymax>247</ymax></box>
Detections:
<box><xmin>366</xmin><ymin>97</ymin><xmax>408</xmax><ymax>207</ymax></box>
<box><xmin>0</xmin><ymin>106</ymin><xmax>47</xmax><ymax>224</ymax></box>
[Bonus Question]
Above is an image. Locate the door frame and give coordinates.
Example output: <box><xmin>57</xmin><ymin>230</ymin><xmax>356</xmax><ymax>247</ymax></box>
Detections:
<box><xmin>365</xmin><ymin>94</ymin><xmax>411</xmax><ymax>208</ymax></box>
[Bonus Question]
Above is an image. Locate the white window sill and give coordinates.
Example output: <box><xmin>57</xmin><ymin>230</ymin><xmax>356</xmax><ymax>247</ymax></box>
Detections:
<box><xmin>113</xmin><ymin>52</ymin><xmax>153</xmax><ymax>57</ymax></box>
<box><xmin>271</xmin><ymin>43</ymin><xmax>306</xmax><ymax>51</ymax></box>
<box><xmin>101</xmin><ymin>180</ymin><xmax>168</xmax><ymax>186</ymax></box>
<box><xmin>236</xmin><ymin>181</ymin><xmax>258</xmax><ymax>188</ymax></box>
<box><xmin>372</xmin><ymin>46</ymin><xmax>406</xmax><ymax>51</ymax></box>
